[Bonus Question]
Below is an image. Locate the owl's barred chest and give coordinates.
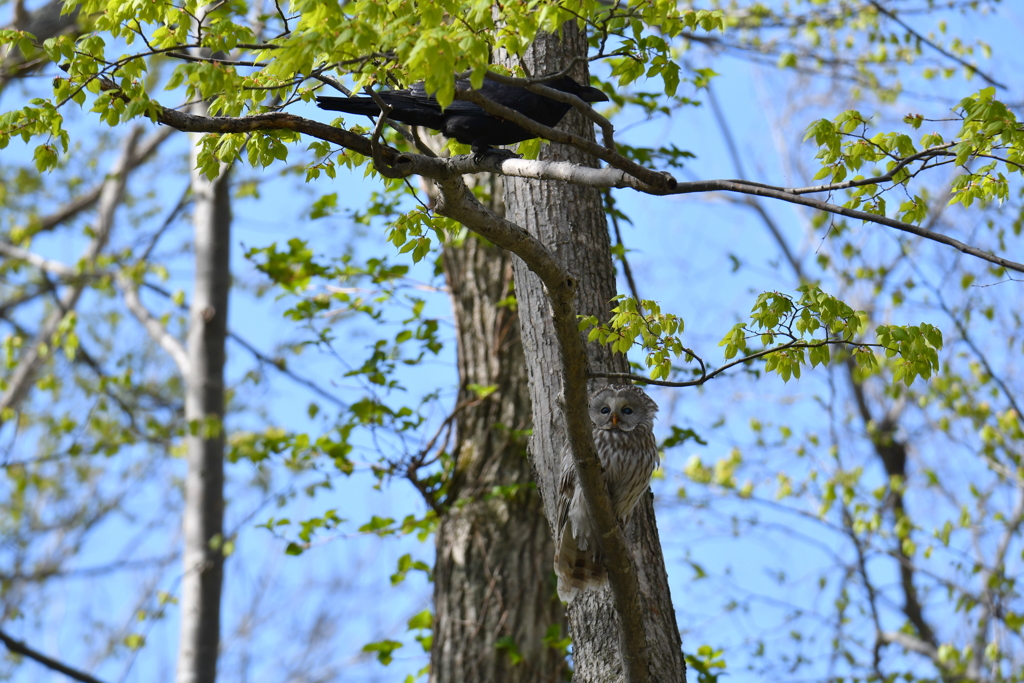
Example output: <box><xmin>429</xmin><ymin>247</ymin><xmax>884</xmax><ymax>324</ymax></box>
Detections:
<box><xmin>593</xmin><ymin>426</ymin><xmax>658</xmax><ymax>517</ymax></box>
<box><xmin>594</xmin><ymin>427</ymin><xmax>657</xmax><ymax>465</ymax></box>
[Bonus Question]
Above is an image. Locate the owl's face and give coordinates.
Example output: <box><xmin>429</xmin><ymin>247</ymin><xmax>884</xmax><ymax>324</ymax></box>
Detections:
<box><xmin>589</xmin><ymin>386</ymin><xmax>657</xmax><ymax>432</ymax></box>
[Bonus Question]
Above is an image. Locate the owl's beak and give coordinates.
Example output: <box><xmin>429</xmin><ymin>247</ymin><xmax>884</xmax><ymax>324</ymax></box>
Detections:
<box><xmin>610</xmin><ymin>413</ymin><xmax>619</xmax><ymax>427</ymax></box>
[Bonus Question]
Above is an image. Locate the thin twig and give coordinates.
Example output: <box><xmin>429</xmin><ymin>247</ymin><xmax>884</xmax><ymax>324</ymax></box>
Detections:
<box><xmin>139</xmin><ymin>283</ymin><xmax>348</xmax><ymax>409</ymax></box>
<box><xmin>593</xmin><ymin>337</ymin><xmax>883</xmax><ymax>387</ymax></box>
<box><xmin>867</xmin><ymin>0</ymin><xmax>1006</xmax><ymax>89</ymax></box>
<box><xmin>0</xmin><ymin>629</ymin><xmax>108</xmax><ymax>683</ymax></box>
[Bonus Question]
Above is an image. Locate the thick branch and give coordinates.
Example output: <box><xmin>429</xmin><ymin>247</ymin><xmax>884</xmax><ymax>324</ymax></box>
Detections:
<box><xmin>453</xmin><ymin>87</ymin><xmax>675</xmax><ymax>191</ymax></box>
<box><xmin>879</xmin><ymin>630</ymin><xmax>940</xmax><ymax>661</ymax></box>
<box><xmin>0</xmin><ymin>241</ymin><xmax>76</xmax><ymax>277</ymax></box>
<box><xmin>150</xmin><ymin>106</ymin><xmax>382</xmax><ymax>160</ymax></box>
<box><xmin>377</xmin><ymin>153</ymin><xmax>1023</xmax><ymax>276</ymax></box>
<box><xmin>401</xmin><ymin>155</ymin><xmax>1024</xmax><ymax>275</ymax></box>
<box><xmin>114</xmin><ymin>94</ymin><xmax>1022</xmax><ymax>275</ymax></box>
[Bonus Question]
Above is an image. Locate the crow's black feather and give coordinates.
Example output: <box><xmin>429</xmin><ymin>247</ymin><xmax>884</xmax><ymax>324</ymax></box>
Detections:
<box><xmin>316</xmin><ymin>75</ymin><xmax>608</xmax><ymax>154</ymax></box>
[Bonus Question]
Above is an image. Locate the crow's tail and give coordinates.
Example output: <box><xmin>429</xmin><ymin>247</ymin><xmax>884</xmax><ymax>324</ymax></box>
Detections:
<box><xmin>315</xmin><ymin>96</ymin><xmax>381</xmax><ymax>116</ymax></box>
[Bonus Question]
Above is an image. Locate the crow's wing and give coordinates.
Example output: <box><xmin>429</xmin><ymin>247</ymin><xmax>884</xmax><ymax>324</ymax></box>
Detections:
<box><xmin>317</xmin><ymin>76</ymin><xmax>584</xmax><ymax>149</ymax></box>
<box><xmin>317</xmin><ymin>87</ymin><xmax>464</xmax><ymax>131</ymax></box>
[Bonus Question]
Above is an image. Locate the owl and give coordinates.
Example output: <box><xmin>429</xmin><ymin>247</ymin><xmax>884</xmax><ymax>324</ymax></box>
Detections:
<box><xmin>554</xmin><ymin>385</ymin><xmax>659</xmax><ymax>603</ymax></box>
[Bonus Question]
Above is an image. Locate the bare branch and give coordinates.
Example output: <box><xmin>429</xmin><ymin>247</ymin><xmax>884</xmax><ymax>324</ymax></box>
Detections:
<box><xmin>780</xmin><ymin>143</ymin><xmax>957</xmax><ymax>195</ymax></box>
<box><xmin>879</xmin><ymin>630</ymin><xmax>940</xmax><ymax>661</ymax></box>
<box><xmin>164</xmin><ymin>51</ymin><xmax>268</xmax><ymax>67</ymax></box>
<box><xmin>0</xmin><ymin>628</ymin><xmax>108</xmax><ymax>683</ymax></box>
<box><xmin>866</xmin><ymin>0</ymin><xmax>1006</xmax><ymax>90</ymax></box>
<box><xmin>116</xmin><ymin>275</ymin><xmax>191</xmax><ymax>376</ymax></box>
<box><xmin>592</xmin><ymin>338</ymin><xmax>878</xmax><ymax>387</ymax></box>
<box><xmin>605</xmin><ymin>191</ymin><xmax>643</xmax><ymax>304</ymax></box>
<box><xmin>394</xmin><ymin>153</ymin><xmax>1024</xmax><ymax>275</ymax></box>
<box><xmin>0</xmin><ymin>241</ymin><xmax>76</xmax><ymax>278</ymax></box>
<box><xmin>706</xmin><ymin>81</ymin><xmax>806</xmax><ymax>278</ymax></box>
<box><xmin>28</xmin><ymin>127</ymin><xmax>174</xmax><ymax>235</ymax></box>
<box><xmin>970</xmin><ymin>486</ymin><xmax>1024</xmax><ymax>677</ymax></box>
<box><xmin>0</xmin><ymin>0</ymin><xmax>80</xmax><ymax>91</ymax></box>
<box><xmin>140</xmin><ymin>282</ymin><xmax>349</xmax><ymax>409</ymax></box>
<box><xmin>671</xmin><ymin>178</ymin><xmax>1024</xmax><ymax>274</ymax></box>
<box><xmin>843</xmin><ymin>506</ymin><xmax>886</xmax><ymax>678</ymax></box>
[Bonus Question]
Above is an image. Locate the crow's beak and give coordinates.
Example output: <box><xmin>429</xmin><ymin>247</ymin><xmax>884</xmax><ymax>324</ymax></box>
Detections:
<box><xmin>610</xmin><ymin>413</ymin><xmax>619</xmax><ymax>427</ymax></box>
<box><xmin>581</xmin><ymin>85</ymin><xmax>609</xmax><ymax>104</ymax></box>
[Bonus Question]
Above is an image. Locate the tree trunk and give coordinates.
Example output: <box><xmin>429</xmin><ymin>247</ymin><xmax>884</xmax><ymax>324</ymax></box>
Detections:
<box><xmin>176</xmin><ymin>124</ymin><xmax>231</xmax><ymax>683</ymax></box>
<box><xmin>431</xmin><ymin>182</ymin><xmax>568</xmax><ymax>681</ymax></box>
<box><xmin>501</xmin><ymin>28</ymin><xmax>686</xmax><ymax>682</ymax></box>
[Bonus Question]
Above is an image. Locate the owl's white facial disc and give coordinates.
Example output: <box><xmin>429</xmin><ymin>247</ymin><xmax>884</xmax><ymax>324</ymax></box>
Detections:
<box><xmin>597</xmin><ymin>396</ymin><xmax>638</xmax><ymax>431</ymax></box>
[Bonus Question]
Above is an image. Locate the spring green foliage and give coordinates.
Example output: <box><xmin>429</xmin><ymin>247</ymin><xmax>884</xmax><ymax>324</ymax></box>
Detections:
<box><xmin>0</xmin><ymin>0</ymin><xmax>725</xmax><ymax>172</ymax></box>
<box><xmin>804</xmin><ymin>87</ymin><xmax>1024</xmax><ymax>222</ymax></box>
<box><xmin>685</xmin><ymin>645</ymin><xmax>728</xmax><ymax>683</ymax></box>
<box><xmin>581</xmin><ymin>286</ymin><xmax>941</xmax><ymax>386</ymax></box>
<box><xmin>580</xmin><ymin>296</ymin><xmax>687</xmax><ymax>380</ymax></box>
<box><xmin>362</xmin><ymin>638</ymin><xmax>404</xmax><ymax>665</ymax></box>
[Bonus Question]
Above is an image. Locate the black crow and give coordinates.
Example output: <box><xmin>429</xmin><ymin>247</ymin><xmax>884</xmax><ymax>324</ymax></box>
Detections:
<box><xmin>315</xmin><ymin>75</ymin><xmax>608</xmax><ymax>155</ymax></box>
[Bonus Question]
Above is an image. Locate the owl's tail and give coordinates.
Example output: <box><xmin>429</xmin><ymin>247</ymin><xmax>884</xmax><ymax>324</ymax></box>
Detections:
<box><xmin>554</xmin><ymin>528</ymin><xmax>607</xmax><ymax>603</ymax></box>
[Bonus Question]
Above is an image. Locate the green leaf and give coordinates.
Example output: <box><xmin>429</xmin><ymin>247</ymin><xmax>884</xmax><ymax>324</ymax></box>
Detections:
<box><xmin>363</xmin><ymin>639</ymin><xmax>403</xmax><ymax>665</ymax></box>
<box><xmin>407</xmin><ymin>610</ymin><xmax>432</xmax><ymax>630</ymax></box>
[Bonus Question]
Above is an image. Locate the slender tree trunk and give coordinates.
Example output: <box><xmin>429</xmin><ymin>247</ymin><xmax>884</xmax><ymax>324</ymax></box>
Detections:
<box><xmin>176</xmin><ymin>123</ymin><xmax>231</xmax><ymax>683</ymax></box>
<box><xmin>430</xmin><ymin>176</ymin><xmax>568</xmax><ymax>682</ymax></box>
<box><xmin>501</xmin><ymin>28</ymin><xmax>686</xmax><ymax>682</ymax></box>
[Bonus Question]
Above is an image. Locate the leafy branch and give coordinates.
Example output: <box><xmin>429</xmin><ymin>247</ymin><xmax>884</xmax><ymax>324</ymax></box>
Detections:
<box><xmin>588</xmin><ymin>285</ymin><xmax>942</xmax><ymax>388</ymax></box>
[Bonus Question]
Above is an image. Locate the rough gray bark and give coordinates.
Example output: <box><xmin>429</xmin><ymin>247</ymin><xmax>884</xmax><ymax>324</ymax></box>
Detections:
<box><xmin>176</xmin><ymin>123</ymin><xmax>231</xmax><ymax>683</ymax></box>
<box><xmin>431</xmin><ymin>226</ymin><xmax>568</xmax><ymax>682</ymax></box>
<box><xmin>501</xmin><ymin>28</ymin><xmax>686</xmax><ymax>682</ymax></box>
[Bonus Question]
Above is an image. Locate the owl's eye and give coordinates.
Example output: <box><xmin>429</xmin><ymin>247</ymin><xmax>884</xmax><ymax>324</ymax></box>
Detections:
<box><xmin>622</xmin><ymin>407</ymin><xmax>633</xmax><ymax>415</ymax></box>
<box><xmin>600</xmin><ymin>406</ymin><xmax>611</xmax><ymax>414</ymax></box>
